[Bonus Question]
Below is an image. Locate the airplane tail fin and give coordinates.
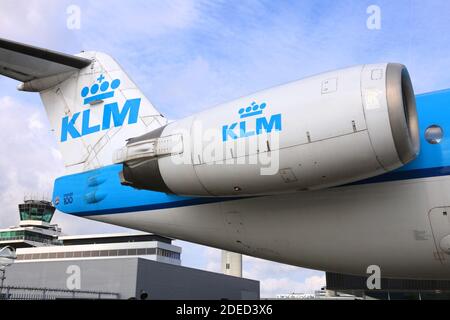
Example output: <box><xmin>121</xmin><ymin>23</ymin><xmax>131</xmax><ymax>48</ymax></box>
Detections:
<box><xmin>0</xmin><ymin>38</ymin><xmax>166</xmax><ymax>174</ymax></box>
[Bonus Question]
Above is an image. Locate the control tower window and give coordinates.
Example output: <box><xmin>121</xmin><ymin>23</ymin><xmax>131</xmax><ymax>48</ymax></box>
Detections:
<box><xmin>18</xmin><ymin>200</ymin><xmax>56</xmax><ymax>223</ymax></box>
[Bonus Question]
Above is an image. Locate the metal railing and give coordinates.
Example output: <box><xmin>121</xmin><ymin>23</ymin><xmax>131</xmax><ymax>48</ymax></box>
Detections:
<box><xmin>0</xmin><ymin>286</ymin><xmax>120</xmax><ymax>300</ymax></box>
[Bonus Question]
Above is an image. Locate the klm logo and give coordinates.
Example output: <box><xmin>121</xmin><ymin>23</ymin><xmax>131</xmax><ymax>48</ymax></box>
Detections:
<box><xmin>222</xmin><ymin>102</ymin><xmax>282</xmax><ymax>142</ymax></box>
<box><xmin>60</xmin><ymin>75</ymin><xmax>140</xmax><ymax>142</ymax></box>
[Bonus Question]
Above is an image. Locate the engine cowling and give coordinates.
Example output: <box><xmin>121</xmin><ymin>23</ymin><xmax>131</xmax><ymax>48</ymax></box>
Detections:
<box><xmin>114</xmin><ymin>63</ymin><xmax>419</xmax><ymax>196</ymax></box>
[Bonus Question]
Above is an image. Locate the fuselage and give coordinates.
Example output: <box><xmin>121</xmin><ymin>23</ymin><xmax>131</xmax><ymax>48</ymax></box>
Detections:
<box><xmin>53</xmin><ymin>88</ymin><xmax>450</xmax><ymax>279</ymax></box>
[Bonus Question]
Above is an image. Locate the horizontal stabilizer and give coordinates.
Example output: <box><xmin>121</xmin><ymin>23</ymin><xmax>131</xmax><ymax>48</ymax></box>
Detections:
<box><xmin>0</xmin><ymin>37</ymin><xmax>91</xmax><ymax>82</ymax></box>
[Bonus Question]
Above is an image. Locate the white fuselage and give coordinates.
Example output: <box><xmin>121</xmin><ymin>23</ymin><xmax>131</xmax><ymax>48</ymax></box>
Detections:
<box><xmin>89</xmin><ymin>175</ymin><xmax>450</xmax><ymax>279</ymax></box>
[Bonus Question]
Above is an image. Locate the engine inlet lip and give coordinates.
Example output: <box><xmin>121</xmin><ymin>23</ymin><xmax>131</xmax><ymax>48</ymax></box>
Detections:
<box><xmin>386</xmin><ymin>63</ymin><xmax>420</xmax><ymax>164</ymax></box>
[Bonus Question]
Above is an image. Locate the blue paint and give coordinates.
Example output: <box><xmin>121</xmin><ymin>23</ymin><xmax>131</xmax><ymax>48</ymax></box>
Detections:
<box><xmin>100</xmin><ymin>81</ymin><xmax>109</xmax><ymax>92</ymax></box>
<box><xmin>81</xmin><ymin>109</ymin><xmax>100</xmax><ymax>136</ymax></box>
<box><xmin>240</xmin><ymin>110</ymin><xmax>263</xmax><ymax>118</ymax></box>
<box><xmin>111</xmin><ymin>79</ymin><xmax>121</xmax><ymax>90</ymax></box>
<box><xmin>54</xmin><ymin>88</ymin><xmax>450</xmax><ymax>217</ymax></box>
<box><xmin>102</xmin><ymin>98</ymin><xmax>140</xmax><ymax>130</ymax></box>
<box><xmin>239</xmin><ymin>102</ymin><xmax>267</xmax><ymax>118</ymax></box>
<box><xmin>256</xmin><ymin>113</ymin><xmax>282</xmax><ymax>134</ymax></box>
<box><xmin>398</xmin><ymin>89</ymin><xmax>450</xmax><ymax>171</ymax></box>
<box><xmin>83</xmin><ymin>91</ymin><xmax>114</xmax><ymax>105</ymax></box>
<box><xmin>53</xmin><ymin>164</ymin><xmax>240</xmax><ymax>217</ymax></box>
<box><xmin>81</xmin><ymin>87</ymin><xmax>89</xmax><ymax>97</ymax></box>
<box><xmin>61</xmin><ymin>98</ymin><xmax>141</xmax><ymax>142</ymax></box>
<box><xmin>61</xmin><ymin>113</ymin><xmax>81</xmax><ymax>142</ymax></box>
<box><xmin>90</xmin><ymin>83</ymin><xmax>99</xmax><ymax>95</ymax></box>
<box><xmin>222</xmin><ymin>101</ymin><xmax>281</xmax><ymax>141</ymax></box>
<box><xmin>222</xmin><ymin>123</ymin><xmax>238</xmax><ymax>140</ymax></box>
<box><xmin>61</xmin><ymin>75</ymin><xmax>140</xmax><ymax>142</ymax></box>
<box><xmin>81</xmin><ymin>75</ymin><xmax>120</xmax><ymax>105</ymax></box>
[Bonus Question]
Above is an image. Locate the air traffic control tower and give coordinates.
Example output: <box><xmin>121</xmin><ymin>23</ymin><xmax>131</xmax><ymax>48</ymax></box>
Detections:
<box><xmin>0</xmin><ymin>199</ymin><xmax>62</xmax><ymax>248</ymax></box>
<box><xmin>19</xmin><ymin>198</ymin><xmax>56</xmax><ymax>223</ymax></box>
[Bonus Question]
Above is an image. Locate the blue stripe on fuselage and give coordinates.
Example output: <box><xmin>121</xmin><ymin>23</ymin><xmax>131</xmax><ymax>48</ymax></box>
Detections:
<box><xmin>53</xmin><ymin>88</ymin><xmax>450</xmax><ymax>216</ymax></box>
<box><xmin>398</xmin><ymin>89</ymin><xmax>450</xmax><ymax>171</ymax></box>
<box><xmin>53</xmin><ymin>164</ymin><xmax>242</xmax><ymax>217</ymax></box>
<box><xmin>351</xmin><ymin>88</ymin><xmax>450</xmax><ymax>185</ymax></box>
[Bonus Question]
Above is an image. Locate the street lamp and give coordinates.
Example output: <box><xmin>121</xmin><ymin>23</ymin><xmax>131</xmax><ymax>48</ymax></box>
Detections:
<box><xmin>0</xmin><ymin>246</ymin><xmax>16</xmax><ymax>289</ymax></box>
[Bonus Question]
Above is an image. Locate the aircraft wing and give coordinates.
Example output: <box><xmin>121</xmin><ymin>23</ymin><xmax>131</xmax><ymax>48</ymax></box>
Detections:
<box><xmin>0</xmin><ymin>37</ymin><xmax>91</xmax><ymax>82</ymax></box>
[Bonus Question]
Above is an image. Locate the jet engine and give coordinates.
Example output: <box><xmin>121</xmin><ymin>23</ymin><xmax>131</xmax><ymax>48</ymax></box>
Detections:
<box><xmin>114</xmin><ymin>63</ymin><xmax>419</xmax><ymax>196</ymax></box>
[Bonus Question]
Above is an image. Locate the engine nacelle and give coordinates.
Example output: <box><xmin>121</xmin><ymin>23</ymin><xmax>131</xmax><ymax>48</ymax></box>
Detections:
<box><xmin>114</xmin><ymin>63</ymin><xmax>419</xmax><ymax>196</ymax></box>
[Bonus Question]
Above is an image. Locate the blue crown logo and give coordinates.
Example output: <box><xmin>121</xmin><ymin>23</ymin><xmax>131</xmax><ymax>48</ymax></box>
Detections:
<box><xmin>81</xmin><ymin>74</ymin><xmax>121</xmax><ymax>105</ymax></box>
<box><xmin>238</xmin><ymin>102</ymin><xmax>267</xmax><ymax>119</ymax></box>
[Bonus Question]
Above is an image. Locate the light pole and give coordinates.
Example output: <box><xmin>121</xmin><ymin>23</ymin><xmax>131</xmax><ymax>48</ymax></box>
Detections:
<box><xmin>0</xmin><ymin>246</ymin><xmax>16</xmax><ymax>291</ymax></box>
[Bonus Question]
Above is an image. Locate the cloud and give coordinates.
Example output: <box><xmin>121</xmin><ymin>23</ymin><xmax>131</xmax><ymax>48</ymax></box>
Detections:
<box><xmin>92</xmin><ymin>0</ymin><xmax>450</xmax><ymax>121</ymax></box>
<box><xmin>27</xmin><ymin>112</ymin><xmax>45</xmax><ymax>130</ymax></box>
<box><xmin>81</xmin><ymin>0</ymin><xmax>200</xmax><ymax>39</ymax></box>
<box><xmin>50</xmin><ymin>147</ymin><xmax>63</xmax><ymax>161</ymax></box>
<box><xmin>204</xmin><ymin>247</ymin><xmax>221</xmax><ymax>272</ymax></box>
<box><xmin>0</xmin><ymin>95</ymin><xmax>62</xmax><ymax>226</ymax></box>
<box><xmin>0</xmin><ymin>0</ymin><xmax>68</xmax><ymax>48</ymax></box>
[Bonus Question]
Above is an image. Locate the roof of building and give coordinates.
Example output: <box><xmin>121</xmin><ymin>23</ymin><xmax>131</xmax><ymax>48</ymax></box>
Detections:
<box><xmin>59</xmin><ymin>232</ymin><xmax>174</xmax><ymax>245</ymax></box>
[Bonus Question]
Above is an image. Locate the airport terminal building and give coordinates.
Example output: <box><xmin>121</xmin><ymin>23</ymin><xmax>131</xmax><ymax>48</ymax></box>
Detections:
<box><xmin>0</xmin><ymin>199</ymin><xmax>259</xmax><ymax>300</ymax></box>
